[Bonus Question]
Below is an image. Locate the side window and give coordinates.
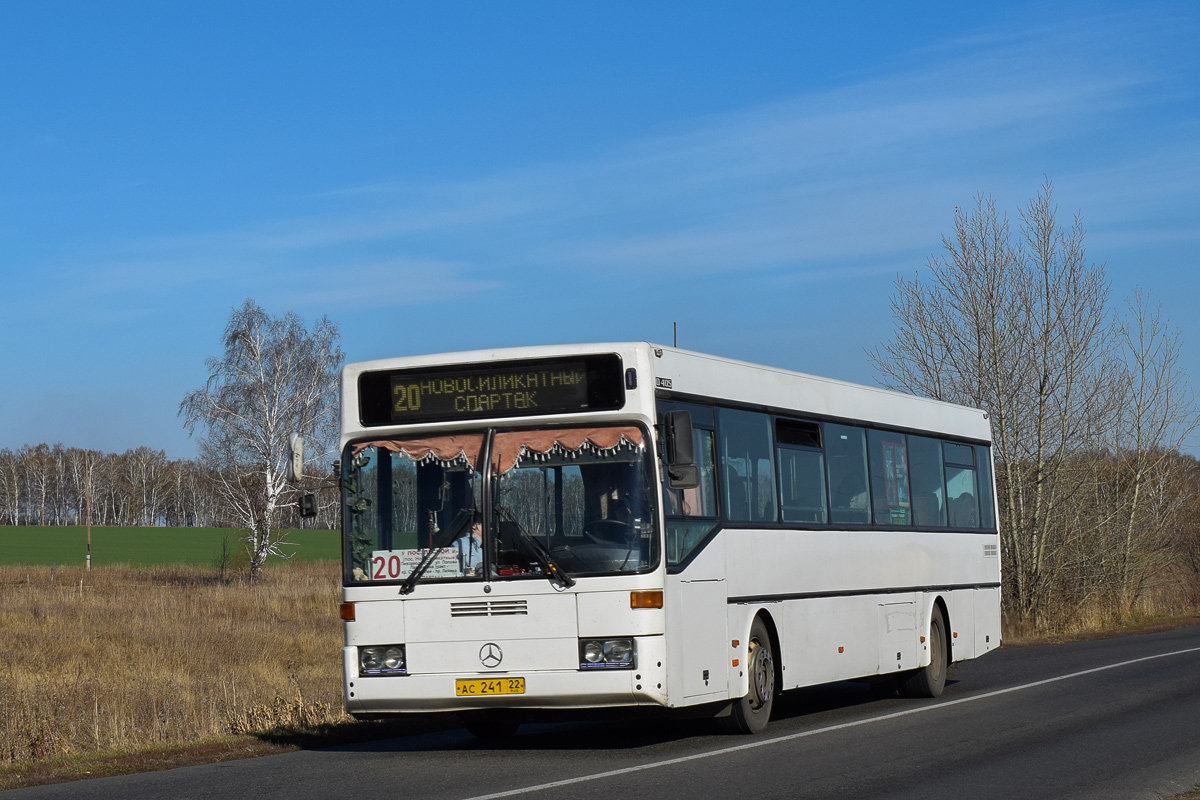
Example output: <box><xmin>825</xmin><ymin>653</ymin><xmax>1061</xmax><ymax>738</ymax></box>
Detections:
<box><xmin>825</xmin><ymin>423</ymin><xmax>869</xmax><ymax>525</ymax></box>
<box><xmin>776</xmin><ymin>419</ymin><xmax>826</xmax><ymax>524</ymax></box>
<box><xmin>976</xmin><ymin>445</ymin><xmax>996</xmax><ymax>530</ymax></box>
<box><xmin>663</xmin><ymin>428</ymin><xmax>718</xmax><ymax>518</ymax></box>
<box><xmin>659</xmin><ymin>402</ymin><xmax>720</xmax><ymax>567</ymax></box>
<box><xmin>944</xmin><ymin>442</ymin><xmax>980</xmax><ymax>528</ymax></box>
<box><xmin>868</xmin><ymin>430</ymin><xmax>911</xmax><ymax>526</ymax></box>
<box><xmin>718</xmin><ymin>408</ymin><xmax>777</xmax><ymax>523</ymax></box>
<box><xmin>907</xmin><ymin>435</ymin><xmax>946</xmax><ymax>527</ymax></box>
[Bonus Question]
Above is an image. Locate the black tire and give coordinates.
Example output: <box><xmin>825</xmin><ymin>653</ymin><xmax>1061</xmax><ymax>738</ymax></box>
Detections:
<box><xmin>719</xmin><ymin>616</ymin><xmax>776</xmax><ymax>734</ymax></box>
<box><xmin>462</xmin><ymin>709</ymin><xmax>523</xmax><ymax>739</ymax></box>
<box><xmin>900</xmin><ymin>605</ymin><xmax>947</xmax><ymax>698</ymax></box>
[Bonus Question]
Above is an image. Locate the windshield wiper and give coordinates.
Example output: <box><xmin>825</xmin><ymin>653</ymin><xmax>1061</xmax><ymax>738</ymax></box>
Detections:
<box><xmin>494</xmin><ymin>505</ymin><xmax>576</xmax><ymax>588</ymax></box>
<box><xmin>399</xmin><ymin>508</ymin><xmax>476</xmax><ymax>596</ymax></box>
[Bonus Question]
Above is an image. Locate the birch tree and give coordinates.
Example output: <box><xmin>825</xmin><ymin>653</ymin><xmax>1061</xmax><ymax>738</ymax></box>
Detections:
<box><xmin>0</xmin><ymin>449</ymin><xmax>19</xmax><ymax>525</ymax></box>
<box><xmin>180</xmin><ymin>300</ymin><xmax>342</xmax><ymax>580</ymax></box>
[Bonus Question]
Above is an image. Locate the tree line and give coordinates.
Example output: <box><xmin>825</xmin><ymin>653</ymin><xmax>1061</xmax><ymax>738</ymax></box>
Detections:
<box><xmin>0</xmin><ymin>443</ymin><xmax>338</xmax><ymax>530</ymax></box>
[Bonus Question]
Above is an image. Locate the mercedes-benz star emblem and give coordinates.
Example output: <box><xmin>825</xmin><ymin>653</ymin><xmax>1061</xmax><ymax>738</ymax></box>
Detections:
<box><xmin>479</xmin><ymin>643</ymin><xmax>503</xmax><ymax>669</ymax></box>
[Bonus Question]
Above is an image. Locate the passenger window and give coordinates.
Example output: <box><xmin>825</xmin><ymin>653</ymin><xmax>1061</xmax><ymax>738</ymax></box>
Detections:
<box><xmin>944</xmin><ymin>442</ymin><xmax>979</xmax><ymax>528</ymax></box>
<box><xmin>907</xmin><ymin>435</ymin><xmax>946</xmax><ymax>527</ymax></box>
<box><xmin>777</xmin><ymin>446</ymin><xmax>827</xmax><ymax>524</ymax></box>
<box><xmin>825</xmin><ymin>424</ymin><xmax>869</xmax><ymax>525</ymax></box>
<box><xmin>943</xmin><ymin>442</ymin><xmax>975</xmax><ymax>466</ymax></box>
<box><xmin>868</xmin><ymin>430</ymin><xmax>911</xmax><ymax>526</ymax></box>
<box><xmin>975</xmin><ymin>445</ymin><xmax>995</xmax><ymax>530</ymax></box>
<box><xmin>718</xmin><ymin>408</ymin><xmax>777</xmax><ymax>523</ymax></box>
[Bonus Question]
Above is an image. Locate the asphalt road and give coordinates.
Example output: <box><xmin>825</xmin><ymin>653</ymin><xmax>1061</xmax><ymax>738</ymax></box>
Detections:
<box><xmin>10</xmin><ymin>624</ymin><xmax>1200</xmax><ymax>800</ymax></box>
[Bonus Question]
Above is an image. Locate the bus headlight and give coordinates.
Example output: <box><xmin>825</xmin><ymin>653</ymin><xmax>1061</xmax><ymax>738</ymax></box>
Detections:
<box><xmin>359</xmin><ymin>645</ymin><xmax>407</xmax><ymax>676</ymax></box>
<box><xmin>579</xmin><ymin>638</ymin><xmax>636</xmax><ymax>669</ymax></box>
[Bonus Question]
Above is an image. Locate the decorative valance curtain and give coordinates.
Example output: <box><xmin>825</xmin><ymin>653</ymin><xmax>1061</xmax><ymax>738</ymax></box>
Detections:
<box><xmin>351</xmin><ymin>427</ymin><xmax>643</xmax><ymax>473</ymax></box>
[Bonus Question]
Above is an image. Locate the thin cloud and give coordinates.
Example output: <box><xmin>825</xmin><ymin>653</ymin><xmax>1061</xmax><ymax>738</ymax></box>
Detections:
<box><xmin>13</xmin><ymin>5</ymin><xmax>1197</xmax><ymax>319</ymax></box>
<box><xmin>272</xmin><ymin>259</ymin><xmax>504</xmax><ymax>312</ymax></box>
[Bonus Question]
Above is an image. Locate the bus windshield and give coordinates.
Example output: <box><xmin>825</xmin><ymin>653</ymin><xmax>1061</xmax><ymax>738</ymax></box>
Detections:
<box><xmin>342</xmin><ymin>425</ymin><xmax>657</xmax><ymax>584</ymax></box>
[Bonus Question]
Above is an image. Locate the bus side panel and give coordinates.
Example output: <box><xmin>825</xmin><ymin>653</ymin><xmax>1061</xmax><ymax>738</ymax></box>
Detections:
<box><xmin>776</xmin><ymin>596</ymin><xmax>888</xmax><ymax>689</ymax></box>
<box><xmin>945</xmin><ymin>588</ymin><xmax>976</xmax><ymax>662</ymax></box>
<box><xmin>725</xmin><ymin>603</ymin><xmax>754</xmax><ymax>702</ymax></box>
<box><xmin>665</xmin><ymin>535</ymin><xmax>729</xmax><ymax>707</ymax></box>
<box><xmin>975</xmin><ymin>585</ymin><xmax>1002</xmax><ymax>654</ymax></box>
<box><xmin>876</xmin><ymin>596</ymin><xmax>918</xmax><ymax>675</ymax></box>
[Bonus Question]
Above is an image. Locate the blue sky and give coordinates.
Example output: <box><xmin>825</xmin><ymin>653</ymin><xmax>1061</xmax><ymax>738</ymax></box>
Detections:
<box><xmin>1</xmin><ymin>1</ymin><xmax>1197</xmax><ymax>459</ymax></box>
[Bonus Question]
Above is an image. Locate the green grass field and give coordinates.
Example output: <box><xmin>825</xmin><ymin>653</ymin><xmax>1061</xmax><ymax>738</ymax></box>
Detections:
<box><xmin>0</xmin><ymin>526</ymin><xmax>341</xmax><ymax>567</ymax></box>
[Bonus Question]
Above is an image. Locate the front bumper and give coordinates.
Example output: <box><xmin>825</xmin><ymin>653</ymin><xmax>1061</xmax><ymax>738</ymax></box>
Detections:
<box><xmin>343</xmin><ymin>635</ymin><xmax>667</xmax><ymax>713</ymax></box>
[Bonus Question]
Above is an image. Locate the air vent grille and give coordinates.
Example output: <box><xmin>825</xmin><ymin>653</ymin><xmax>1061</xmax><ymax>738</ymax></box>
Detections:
<box><xmin>450</xmin><ymin>599</ymin><xmax>528</xmax><ymax>617</ymax></box>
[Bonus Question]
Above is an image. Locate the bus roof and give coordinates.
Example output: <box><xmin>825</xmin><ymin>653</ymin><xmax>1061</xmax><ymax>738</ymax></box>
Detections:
<box><xmin>343</xmin><ymin>342</ymin><xmax>992</xmax><ymax>443</ymax></box>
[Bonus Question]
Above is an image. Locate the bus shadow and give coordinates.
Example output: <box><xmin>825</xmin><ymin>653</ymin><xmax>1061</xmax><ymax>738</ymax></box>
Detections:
<box><xmin>338</xmin><ymin>717</ymin><xmax>700</xmax><ymax>754</ymax></box>
<box><xmin>337</xmin><ymin>679</ymin><xmax>961</xmax><ymax>754</ymax></box>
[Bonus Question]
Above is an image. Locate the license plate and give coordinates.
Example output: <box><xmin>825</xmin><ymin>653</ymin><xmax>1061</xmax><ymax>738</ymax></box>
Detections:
<box><xmin>455</xmin><ymin>677</ymin><xmax>526</xmax><ymax>696</ymax></box>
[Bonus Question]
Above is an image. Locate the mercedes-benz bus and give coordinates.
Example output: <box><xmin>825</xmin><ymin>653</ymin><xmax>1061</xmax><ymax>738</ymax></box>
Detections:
<box><xmin>327</xmin><ymin>342</ymin><xmax>1001</xmax><ymax>736</ymax></box>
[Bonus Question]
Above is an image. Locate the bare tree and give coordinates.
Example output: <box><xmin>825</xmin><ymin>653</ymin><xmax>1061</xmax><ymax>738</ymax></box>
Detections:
<box><xmin>1102</xmin><ymin>291</ymin><xmax>1200</xmax><ymax>609</ymax></box>
<box><xmin>20</xmin><ymin>444</ymin><xmax>55</xmax><ymax>525</ymax></box>
<box><xmin>870</xmin><ymin>180</ymin><xmax>1116</xmax><ymax>623</ymax></box>
<box><xmin>0</xmin><ymin>449</ymin><xmax>18</xmax><ymax>525</ymax></box>
<box><xmin>180</xmin><ymin>299</ymin><xmax>342</xmax><ymax>580</ymax></box>
<box><xmin>1174</xmin><ymin>455</ymin><xmax>1200</xmax><ymax>607</ymax></box>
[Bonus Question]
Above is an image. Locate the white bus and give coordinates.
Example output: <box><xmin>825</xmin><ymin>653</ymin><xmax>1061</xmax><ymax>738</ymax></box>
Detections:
<box><xmin>332</xmin><ymin>342</ymin><xmax>1001</xmax><ymax>736</ymax></box>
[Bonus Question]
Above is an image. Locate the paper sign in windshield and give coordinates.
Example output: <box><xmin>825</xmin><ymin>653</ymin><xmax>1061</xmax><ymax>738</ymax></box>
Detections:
<box><xmin>370</xmin><ymin>548</ymin><xmax>461</xmax><ymax>581</ymax></box>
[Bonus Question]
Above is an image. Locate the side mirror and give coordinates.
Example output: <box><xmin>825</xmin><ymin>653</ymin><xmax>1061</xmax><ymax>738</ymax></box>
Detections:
<box><xmin>286</xmin><ymin>433</ymin><xmax>305</xmax><ymax>483</ymax></box>
<box><xmin>298</xmin><ymin>493</ymin><xmax>317</xmax><ymax>518</ymax></box>
<box><xmin>664</xmin><ymin>411</ymin><xmax>694</xmax><ymax>465</ymax></box>
<box><xmin>663</xmin><ymin>410</ymin><xmax>699</xmax><ymax>490</ymax></box>
<box><xmin>668</xmin><ymin>464</ymin><xmax>700</xmax><ymax>490</ymax></box>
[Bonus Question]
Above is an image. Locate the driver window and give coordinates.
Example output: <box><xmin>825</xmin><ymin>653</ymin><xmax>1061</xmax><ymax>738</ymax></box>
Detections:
<box><xmin>571</xmin><ymin>460</ymin><xmax>651</xmax><ymax>556</ymax></box>
<box><xmin>663</xmin><ymin>428</ymin><xmax>717</xmax><ymax>518</ymax></box>
<box><xmin>662</xmin><ymin>426</ymin><xmax>719</xmax><ymax>567</ymax></box>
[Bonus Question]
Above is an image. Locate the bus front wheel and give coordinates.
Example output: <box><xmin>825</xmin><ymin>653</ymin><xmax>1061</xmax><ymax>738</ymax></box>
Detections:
<box><xmin>720</xmin><ymin>617</ymin><xmax>776</xmax><ymax>734</ymax></box>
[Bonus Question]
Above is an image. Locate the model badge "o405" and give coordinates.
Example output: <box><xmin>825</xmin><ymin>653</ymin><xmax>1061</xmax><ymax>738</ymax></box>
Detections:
<box><xmin>479</xmin><ymin>643</ymin><xmax>503</xmax><ymax>668</ymax></box>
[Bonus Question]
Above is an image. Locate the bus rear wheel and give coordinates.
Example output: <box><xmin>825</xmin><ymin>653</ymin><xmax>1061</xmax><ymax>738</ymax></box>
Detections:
<box><xmin>900</xmin><ymin>605</ymin><xmax>947</xmax><ymax>698</ymax></box>
<box><xmin>720</xmin><ymin>617</ymin><xmax>776</xmax><ymax>734</ymax></box>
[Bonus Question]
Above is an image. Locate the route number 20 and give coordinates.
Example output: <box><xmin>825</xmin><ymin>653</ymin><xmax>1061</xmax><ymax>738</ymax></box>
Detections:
<box><xmin>372</xmin><ymin>554</ymin><xmax>404</xmax><ymax>580</ymax></box>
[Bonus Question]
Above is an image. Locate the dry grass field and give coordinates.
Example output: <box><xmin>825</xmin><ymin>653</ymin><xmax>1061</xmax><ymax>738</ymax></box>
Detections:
<box><xmin>0</xmin><ymin>561</ymin><xmax>348</xmax><ymax>764</ymax></box>
<box><xmin>2</xmin><ymin>558</ymin><xmax>1196</xmax><ymax>789</ymax></box>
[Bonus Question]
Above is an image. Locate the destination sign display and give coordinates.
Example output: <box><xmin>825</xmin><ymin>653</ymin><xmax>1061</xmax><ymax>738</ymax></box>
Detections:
<box><xmin>391</xmin><ymin>364</ymin><xmax>587</xmax><ymax>420</ymax></box>
<box><xmin>358</xmin><ymin>354</ymin><xmax>625</xmax><ymax>426</ymax></box>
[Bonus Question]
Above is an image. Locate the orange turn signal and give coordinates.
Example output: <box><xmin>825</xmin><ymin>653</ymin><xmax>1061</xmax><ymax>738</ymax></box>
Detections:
<box><xmin>630</xmin><ymin>590</ymin><xmax>663</xmax><ymax>609</ymax></box>
<box><xmin>339</xmin><ymin>602</ymin><xmax>356</xmax><ymax>621</ymax></box>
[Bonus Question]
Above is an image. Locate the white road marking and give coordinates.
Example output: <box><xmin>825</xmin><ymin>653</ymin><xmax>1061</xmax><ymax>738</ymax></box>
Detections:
<box><xmin>460</xmin><ymin>644</ymin><xmax>1200</xmax><ymax>800</ymax></box>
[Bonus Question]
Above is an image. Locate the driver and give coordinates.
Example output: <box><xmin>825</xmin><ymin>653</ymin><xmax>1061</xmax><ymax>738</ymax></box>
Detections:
<box><xmin>612</xmin><ymin>497</ymin><xmax>632</xmax><ymax>525</ymax></box>
<box><xmin>456</xmin><ymin>522</ymin><xmax>484</xmax><ymax>575</ymax></box>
